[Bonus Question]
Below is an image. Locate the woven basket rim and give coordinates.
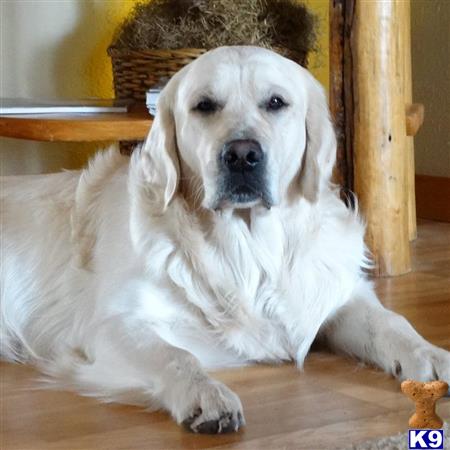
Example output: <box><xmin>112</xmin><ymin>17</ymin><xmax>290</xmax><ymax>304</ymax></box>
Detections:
<box><xmin>108</xmin><ymin>46</ymin><xmax>207</xmax><ymax>56</ymax></box>
<box><xmin>108</xmin><ymin>45</ymin><xmax>305</xmax><ymax>60</ymax></box>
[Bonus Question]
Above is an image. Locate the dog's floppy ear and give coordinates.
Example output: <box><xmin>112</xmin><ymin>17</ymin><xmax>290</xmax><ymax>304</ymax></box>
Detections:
<box><xmin>298</xmin><ymin>74</ymin><xmax>336</xmax><ymax>202</ymax></box>
<box><xmin>140</xmin><ymin>79</ymin><xmax>180</xmax><ymax>213</ymax></box>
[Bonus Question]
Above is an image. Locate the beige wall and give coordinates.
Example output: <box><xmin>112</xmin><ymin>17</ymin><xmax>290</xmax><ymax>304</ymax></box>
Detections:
<box><xmin>0</xmin><ymin>0</ymin><xmax>135</xmax><ymax>176</ymax></box>
<box><xmin>0</xmin><ymin>1</ymin><xmax>86</xmax><ymax>174</ymax></box>
<box><xmin>1</xmin><ymin>1</ymin><xmax>91</xmax><ymax>175</ymax></box>
<box><xmin>411</xmin><ymin>0</ymin><xmax>450</xmax><ymax>177</ymax></box>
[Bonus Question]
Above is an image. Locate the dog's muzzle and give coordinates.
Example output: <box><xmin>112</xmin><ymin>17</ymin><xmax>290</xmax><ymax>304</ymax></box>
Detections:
<box><xmin>217</xmin><ymin>139</ymin><xmax>271</xmax><ymax>208</ymax></box>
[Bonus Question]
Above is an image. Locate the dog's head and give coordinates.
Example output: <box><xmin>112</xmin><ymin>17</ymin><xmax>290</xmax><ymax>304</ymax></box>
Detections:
<box><xmin>140</xmin><ymin>46</ymin><xmax>335</xmax><ymax>213</ymax></box>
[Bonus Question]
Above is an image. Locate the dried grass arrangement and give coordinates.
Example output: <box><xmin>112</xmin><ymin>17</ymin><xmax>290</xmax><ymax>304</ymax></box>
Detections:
<box><xmin>111</xmin><ymin>0</ymin><xmax>318</xmax><ymax>65</ymax></box>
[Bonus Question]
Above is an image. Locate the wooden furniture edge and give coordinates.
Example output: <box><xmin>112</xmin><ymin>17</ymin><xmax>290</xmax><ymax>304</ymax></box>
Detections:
<box><xmin>0</xmin><ymin>112</ymin><xmax>152</xmax><ymax>142</ymax></box>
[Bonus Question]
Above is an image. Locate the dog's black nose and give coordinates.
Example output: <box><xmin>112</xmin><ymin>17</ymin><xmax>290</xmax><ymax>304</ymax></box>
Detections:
<box><xmin>222</xmin><ymin>140</ymin><xmax>263</xmax><ymax>172</ymax></box>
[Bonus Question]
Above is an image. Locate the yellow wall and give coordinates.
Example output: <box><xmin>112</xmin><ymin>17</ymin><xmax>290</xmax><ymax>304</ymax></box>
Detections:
<box><xmin>303</xmin><ymin>0</ymin><xmax>329</xmax><ymax>91</ymax></box>
<box><xmin>83</xmin><ymin>1</ymin><xmax>138</xmax><ymax>99</ymax></box>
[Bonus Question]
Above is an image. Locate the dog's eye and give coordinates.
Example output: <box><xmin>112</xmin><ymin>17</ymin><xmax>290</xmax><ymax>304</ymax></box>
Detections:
<box><xmin>194</xmin><ymin>98</ymin><xmax>218</xmax><ymax>114</ymax></box>
<box><xmin>267</xmin><ymin>96</ymin><xmax>287</xmax><ymax>111</ymax></box>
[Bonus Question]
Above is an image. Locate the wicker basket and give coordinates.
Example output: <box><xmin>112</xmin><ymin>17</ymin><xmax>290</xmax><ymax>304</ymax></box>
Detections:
<box><xmin>108</xmin><ymin>46</ymin><xmax>307</xmax><ymax>153</ymax></box>
<box><xmin>108</xmin><ymin>47</ymin><xmax>208</xmax><ymax>102</ymax></box>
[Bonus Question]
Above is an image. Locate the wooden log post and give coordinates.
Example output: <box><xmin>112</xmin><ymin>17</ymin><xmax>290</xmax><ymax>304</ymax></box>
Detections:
<box><xmin>401</xmin><ymin>0</ymin><xmax>417</xmax><ymax>241</ymax></box>
<box><xmin>329</xmin><ymin>0</ymin><xmax>356</xmax><ymax>197</ymax></box>
<box><xmin>329</xmin><ymin>0</ymin><xmax>348</xmax><ymax>191</ymax></box>
<box><xmin>352</xmin><ymin>0</ymin><xmax>411</xmax><ymax>276</ymax></box>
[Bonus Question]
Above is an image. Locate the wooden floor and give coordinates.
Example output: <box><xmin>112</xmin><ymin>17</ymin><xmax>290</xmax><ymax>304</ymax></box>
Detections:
<box><xmin>1</xmin><ymin>220</ymin><xmax>449</xmax><ymax>450</ymax></box>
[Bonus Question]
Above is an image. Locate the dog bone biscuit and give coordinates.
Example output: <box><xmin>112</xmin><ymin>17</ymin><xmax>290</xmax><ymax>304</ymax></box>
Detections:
<box><xmin>401</xmin><ymin>379</ymin><xmax>448</xmax><ymax>429</ymax></box>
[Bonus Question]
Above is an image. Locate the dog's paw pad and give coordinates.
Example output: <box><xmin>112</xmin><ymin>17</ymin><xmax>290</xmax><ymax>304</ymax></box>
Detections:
<box><xmin>184</xmin><ymin>411</ymin><xmax>244</xmax><ymax>434</ymax></box>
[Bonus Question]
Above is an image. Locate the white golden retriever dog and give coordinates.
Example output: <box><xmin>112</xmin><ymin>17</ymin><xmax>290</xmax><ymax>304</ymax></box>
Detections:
<box><xmin>1</xmin><ymin>46</ymin><xmax>449</xmax><ymax>434</ymax></box>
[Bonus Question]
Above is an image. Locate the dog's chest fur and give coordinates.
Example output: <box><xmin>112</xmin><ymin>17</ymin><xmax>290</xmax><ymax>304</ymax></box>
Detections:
<box><xmin>135</xmin><ymin>196</ymin><xmax>366</xmax><ymax>367</ymax></box>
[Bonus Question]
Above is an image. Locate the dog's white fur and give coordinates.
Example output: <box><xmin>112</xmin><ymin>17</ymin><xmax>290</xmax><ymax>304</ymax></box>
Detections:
<box><xmin>1</xmin><ymin>47</ymin><xmax>449</xmax><ymax>433</ymax></box>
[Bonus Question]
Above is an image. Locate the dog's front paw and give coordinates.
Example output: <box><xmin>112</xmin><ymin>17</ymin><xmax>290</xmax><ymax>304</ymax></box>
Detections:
<box><xmin>180</xmin><ymin>380</ymin><xmax>245</xmax><ymax>434</ymax></box>
<box><xmin>393</xmin><ymin>344</ymin><xmax>450</xmax><ymax>383</ymax></box>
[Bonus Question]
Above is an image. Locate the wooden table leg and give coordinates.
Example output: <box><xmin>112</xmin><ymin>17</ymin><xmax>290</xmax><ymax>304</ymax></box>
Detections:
<box><xmin>352</xmin><ymin>0</ymin><xmax>411</xmax><ymax>276</ymax></box>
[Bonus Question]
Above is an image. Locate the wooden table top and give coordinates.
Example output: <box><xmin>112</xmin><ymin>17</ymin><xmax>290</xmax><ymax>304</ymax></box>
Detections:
<box><xmin>0</xmin><ymin>111</ymin><xmax>153</xmax><ymax>142</ymax></box>
<box><xmin>0</xmin><ymin>103</ymin><xmax>422</xmax><ymax>143</ymax></box>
